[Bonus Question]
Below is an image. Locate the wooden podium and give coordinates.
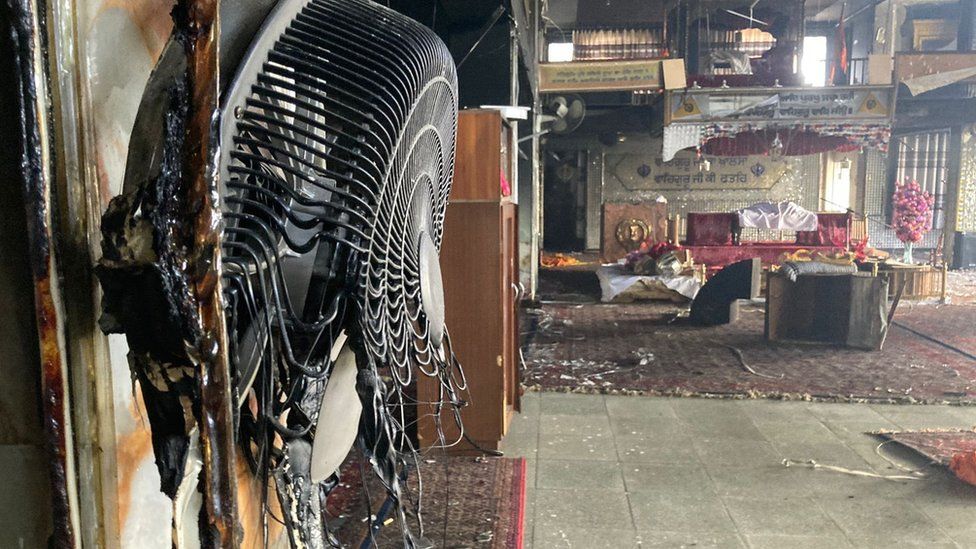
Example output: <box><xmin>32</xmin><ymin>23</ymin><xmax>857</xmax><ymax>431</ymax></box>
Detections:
<box><xmin>416</xmin><ymin>109</ymin><xmax>520</xmax><ymax>451</ymax></box>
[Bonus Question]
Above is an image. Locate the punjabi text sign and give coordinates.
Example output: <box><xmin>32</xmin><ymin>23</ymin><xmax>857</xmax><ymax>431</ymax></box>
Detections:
<box><xmin>539</xmin><ymin>60</ymin><xmax>663</xmax><ymax>92</ymax></box>
<box><xmin>668</xmin><ymin>86</ymin><xmax>892</xmax><ymax>123</ymax></box>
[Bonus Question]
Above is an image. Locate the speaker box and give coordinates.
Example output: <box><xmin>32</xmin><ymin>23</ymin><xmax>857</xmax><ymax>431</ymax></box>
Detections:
<box><xmin>953</xmin><ymin>232</ymin><xmax>976</xmax><ymax>270</ymax></box>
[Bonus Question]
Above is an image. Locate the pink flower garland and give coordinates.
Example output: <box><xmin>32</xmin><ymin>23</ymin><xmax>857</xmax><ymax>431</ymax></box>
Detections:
<box><xmin>892</xmin><ymin>178</ymin><xmax>934</xmax><ymax>243</ymax></box>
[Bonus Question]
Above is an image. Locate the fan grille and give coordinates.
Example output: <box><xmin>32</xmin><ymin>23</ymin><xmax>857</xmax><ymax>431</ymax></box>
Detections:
<box><xmin>219</xmin><ymin>0</ymin><xmax>464</xmax><ymax>544</ymax></box>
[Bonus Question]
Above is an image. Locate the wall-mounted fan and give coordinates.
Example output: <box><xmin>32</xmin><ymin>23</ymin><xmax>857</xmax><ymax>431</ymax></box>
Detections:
<box><xmin>544</xmin><ymin>93</ymin><xmax>586</xmax><ymax>135</ymax></box>
<box><xmin>100</xmin><ymin>0</ymin><xmax>466</xmax><ymax>546</ymax></box>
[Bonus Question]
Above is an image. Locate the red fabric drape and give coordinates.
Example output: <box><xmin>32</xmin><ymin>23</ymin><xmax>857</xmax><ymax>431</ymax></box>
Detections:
<box><xmin>796</xmin><ymin>212</ymin><xmax>852</xmax><ymax>247</ymax></box>
<box><xmin>685</xmin><ymin>213</ymin><xmax>736</xmax><ymax>246</ymax></box>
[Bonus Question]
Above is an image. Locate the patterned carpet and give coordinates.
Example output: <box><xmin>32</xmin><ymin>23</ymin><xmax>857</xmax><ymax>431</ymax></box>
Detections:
<box><xmin>891</xmin><ymin>303</ymin><xmax>976</xmax><ymax>360</ymax></box>
<box><xmin>329</xmin><ymin>454</ymin><xmax>526</xmax><ymax>548</ymax></box>
<box><xmin>876</xmin><ymin>429</ymin><xmax>976</xmax><ymax>467</ymax></box>
<box><xmin>523</xmin><ymin>301</ymin><xmax>976</xmax><ymax>404</ymax></box>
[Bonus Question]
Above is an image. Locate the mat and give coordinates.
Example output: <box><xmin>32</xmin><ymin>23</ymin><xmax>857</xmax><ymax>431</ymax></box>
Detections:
<box><xmin>523</xmin><ymin>302</ymin><xmax>976</xmax><ymax>404</ymax></box>
<box><xmin>891</xmin><ymin>304</ymin><xmax>976</xmax><ymax>361</ymax></box>
<box><xmin>875</xmin><ymin>429</ymin><xmax>976</xmax><ymax>486</ymax></box>
<box><xmin>329</xmin><ymin>454</ymin><xmax>527</xmax><ymax>548</ymax></box>
<box><xmin>875</xmin><ymin>429</ymin><xmax>976</xmax><ymax>466</ymax></box>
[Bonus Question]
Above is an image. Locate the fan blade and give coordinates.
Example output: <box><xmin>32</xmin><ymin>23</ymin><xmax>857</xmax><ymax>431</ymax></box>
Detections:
<box><xmin>310</xmin><ymin>335</ymin><xmax>361</xmax><ymax>483</ymax></box>
<box><xmin>568</xmin><ymin>99</ymin><xmax>586</xmax><ymax>119</ymax></box>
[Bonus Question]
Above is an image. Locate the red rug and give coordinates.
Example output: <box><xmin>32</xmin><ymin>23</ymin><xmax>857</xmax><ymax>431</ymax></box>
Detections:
<box><xmin>891</xmin><ymin>304</ymin><xmax>976</xmax><ymax>361</ymax></box>
<box><xmin>876</xmin><ymin>429</ymin><xmax>976</xmax><ymax>486</ymax></box>
<box><xmin>875</xmin><ymin>429</ymin><xmax>976</xmax><ymax>465</ymax></box>
<box><xmin>523</xmin><ymin>302</ymin><xmax>976</xmax><ymax>403</ymax></box>
<box><xmin>329</xmin><ymin>454</ymin><xmax>526</xmax><ymax>548</ymax></box>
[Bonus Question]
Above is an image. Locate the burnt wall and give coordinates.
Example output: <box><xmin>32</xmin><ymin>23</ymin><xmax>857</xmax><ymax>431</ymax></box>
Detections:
<box><xmin>0</xmin><ymin>2</ymin><xmax>54</xmax><ymax>545</ymax></box>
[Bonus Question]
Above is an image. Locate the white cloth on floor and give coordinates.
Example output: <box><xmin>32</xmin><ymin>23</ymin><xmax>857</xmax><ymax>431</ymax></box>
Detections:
<box><xmin>596</xmin><ymin>264</ymin><xmax>701</xmax><ymax>303</ymax></box>
<box><xmin>736</xmin><ymin>201</ymin><xmax>819</xmax><ymax>231</ymax></box>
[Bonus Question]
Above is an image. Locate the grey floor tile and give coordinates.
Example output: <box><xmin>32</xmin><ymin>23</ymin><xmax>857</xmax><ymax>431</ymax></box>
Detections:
<box><xmin>508</xmin><ymin>409</ymin><xmax>541</xmax><ymax>436</ymax></box>
<box><xmin>752</xmin><ymin>420</ymin><xmax>840</xmax><ymax>447</ymax></box>
<box><xmin>705</xmin><ymin>464</ymin><xmax>815</xmax><ymax>499</ymax></box>
<box><xmin>950</xmin><ymin>406</ymin><xmax>976</xmax><ymax>426</ymax></box>
<box><xmin>520</xmin><ymin>391</ymin><xmax>542</xmax><ymax>415</ymax></box>
<box><xmin>722</xmin><ymin>496</ymin><xmax>845</xmax><ymax>537</ymax></box>
<box><xmin>744</xmin><ymin>533</ymin><xmax>854</xmax><ymax>549</ymax></box>
<box><xmin>639</xmin><ymin>531</ymin><xmax>747</xmax><ymax>548</ymax></box>
<box><xmin>737</xmin><ymin>400</ymin><xmax>820</xmax><ymax>425</ymax></box>
<box><xmin>539</xmin><ymin>414</ymin><xmax>613</xmax><ymax>437</ymax></box>
<box><xmin>772</xmin><ymin>441</ymin><xmax>874</xmax><ymax>470</ymax></box>
<box><xmin>819</xmin><ymin>495</ymin><xmax>951</xmax><ymax>544</ymax></box>
<box><xmin>539</xmin><ymin>393</ymin><xmax>607</xmax><ymax>416</ymax></box>
<box><xmin>805</xmin><ymin>402</ymin><xmax>889</xmax><ymax>422</ymax></box>
<box><xmin>536</xmin><ymin>460</ymin><xmax>625</xmax><ymax>491</ymax></box>
<box><xmin>518</xmin><ymin>392</ymin><xmax>976</xmax><ymax>549</ymax></box>
<box><xmin>609</xmin><ymin>415</ymin><xmax>690</xmax><ymax>438</ymax></box>
<box><xmin>843</xmin><ymin>538</ymin><xmax>959</xmax><ymax>548</ymax></box>
<box><xmin>865</xmin><ymin>403</ymin><xmax>919</xmax><ymax>416</ymax></box>
<box><xmin>524</xmin><ymin>487</ymin><xmax>537</xmax><ymax>531</ymax></box>
<box><xmin>525</xmin><ymin>458</ymin><xmax>538</xmax><ymax>490</ymax></box>
<box><xmin>538</xmin><ymin>432</ymin><xmax>618</xmax><ymax>461</ymax></box>
<box><xmin>671</xmin><ymin>397</ymin><xmax>747</xmax><ymax>420</ymax></box>
<box><xmin>614</xmin><ymin>434</ymin><xmax>701</xmax><ymax>464</ymax></box>
<box><xmin>535</xmin><ymin>489</ymin><xmax>634</xmax><ymax>530</ymax></box>
<box><xmin>819</xmin><ymin>420</ymin><xmax>899</xmax><ymax>444</ymax></box>
<box><xmin>501</xmin><ymin>431</ymin><xmax>539</xmax><ymax>459</ymax></box>
<box><xmin>604</xmin><ymin>395</ymin><xmax>677</xmax><ymax>419</ymax></box>
<box><xmin>912</xmin><ymin>497</ymin><xmax>976</xmax><ymax>545</ymax></box>
<box><xmin>622</xmin><ymin>463</ymin><xmax>717</xmax><ymax>497</ymax></box>
<box><xmin>693</xmin><ymin>439</ymin><xmax>782</xmax><ymax>467</ymax></box>
<box><xmin>684</xmin><ymin>414</ymin><xmax>768</xmax><ymax>441</ymax></box>
<box><xmin>629</xmin><ymin>493</ymin><xmax>737</xmax><ymax>534</ymax></box>
<box><xmin>533</xmin><ymin>526</ymin><xmax>640</xmax><ymax>548</ymax></box>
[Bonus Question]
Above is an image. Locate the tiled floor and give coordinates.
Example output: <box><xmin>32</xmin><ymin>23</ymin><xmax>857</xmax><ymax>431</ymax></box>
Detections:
<box><xmin>502</xmin><ymin>392</ymin><xmax>976</xmax><ymax>548</ymax></box>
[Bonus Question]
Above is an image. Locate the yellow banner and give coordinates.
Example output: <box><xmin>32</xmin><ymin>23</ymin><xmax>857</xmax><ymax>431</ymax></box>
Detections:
<box><xmin>539</xmin><ymin>60</ymin><xmax>662</xmax><ymax>92</ymax></box>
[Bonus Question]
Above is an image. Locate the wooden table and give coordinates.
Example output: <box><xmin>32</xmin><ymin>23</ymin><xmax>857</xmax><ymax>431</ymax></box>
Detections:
<box><xmin>870</xmin><ymin>262</ymin><xmax>947</xmax><ymax>301</ymax></box>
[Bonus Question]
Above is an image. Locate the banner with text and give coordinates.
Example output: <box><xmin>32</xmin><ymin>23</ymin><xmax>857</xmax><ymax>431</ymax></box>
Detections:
<box><xmin>539</xmin><ymin>60</ymin><xmax>663</xmax><ymax>92</ymax></box>
<box><xmin>606</xmin><ymin>150</ymin><xmax>792</xmax><ymax>191</ymax></box>
<box><xmin>668</xmin><ymin>87</ymin><xmax>893</xmax><ymax>123</ymax></box>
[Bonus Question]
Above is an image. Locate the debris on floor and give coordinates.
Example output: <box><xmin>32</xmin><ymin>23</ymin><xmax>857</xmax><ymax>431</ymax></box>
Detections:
<box><xmin>523</xmin><ymin>301</ymin><xmax>976</xmax><ymax>403</ymax></box>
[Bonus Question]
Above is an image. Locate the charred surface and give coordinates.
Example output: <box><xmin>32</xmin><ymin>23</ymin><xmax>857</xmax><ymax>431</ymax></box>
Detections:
<box><xmin>96</xmin><ymin>0</ymin><xmax>238</xmax><ymax>546</ymax></box>
<box><xmin>98</xmin><ymin>0</ymin><xmax>466</xmax><ymax>546</ymax></box>
<box><xmin>173</xmin><ymin>1</ymin><xmax>239</xmax><ymax>546</ymax></box>
<box><xmin>9</xmin><ymin>0</ymin><xmax>77</xmax><ymax>545</ymax></box>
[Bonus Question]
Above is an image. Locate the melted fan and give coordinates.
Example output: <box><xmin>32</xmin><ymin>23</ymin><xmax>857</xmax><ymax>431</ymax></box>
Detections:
<box><xmin>118</xmin><ymin>0</ymin><xmax>465</xmax><ymax>546</ymax></box>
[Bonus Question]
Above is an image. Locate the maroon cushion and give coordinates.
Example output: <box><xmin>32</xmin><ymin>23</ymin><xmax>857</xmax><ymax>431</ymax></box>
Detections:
<box><xmin>686</xmin><ymin>213</ymin><xmax>735</xmax><ymax>246</ymax></box>
<box><xmin>795</xmin><ymin>213</ymin><xmax>851</xmax><ymax>247</ymax></box>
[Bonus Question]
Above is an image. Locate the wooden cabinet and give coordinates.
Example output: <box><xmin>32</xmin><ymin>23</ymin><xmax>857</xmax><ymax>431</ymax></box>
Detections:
<box><xmin>416</xmin><ymin>109</ymin><xmax>520</xmax><ymax>451</ymax></box>
<box><xmin>765</xmin><ymin>273</ymin><xmax>889</xmax><ymax>350</ymax></box>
